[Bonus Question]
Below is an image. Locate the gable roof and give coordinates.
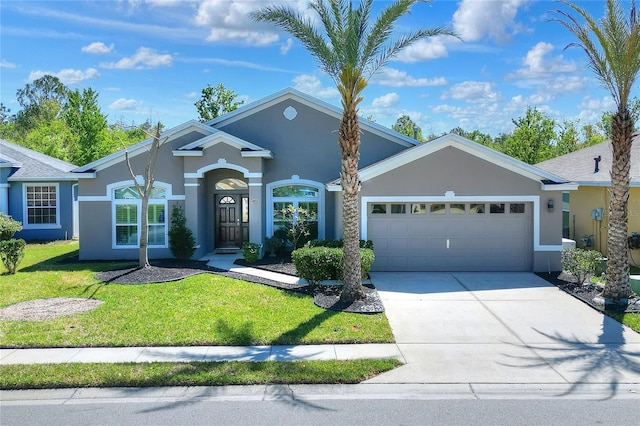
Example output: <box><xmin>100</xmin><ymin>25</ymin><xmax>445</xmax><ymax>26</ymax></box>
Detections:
<box><xmin>536</xmin><ymin>132</ymin><xmax>640</xmax><ymax>187</ymax></box>
<box><xmin>207</xmin><ymin>87</ymin><xmax>419</xmax><ymax>149</ymax></box>
<box><xmin>0</xmin><ymin>139</ymin><xmax>77</xmax><ymax>181</ymax></box>
<box><xmin>327</xmin><ymin>133</ymin><xmax>575</xmax><ymax>191</ymax></box>
<box><xmin>72</xmin><ymin>120</ymin><xmax>216</xmax><ymax>174</ymax></box>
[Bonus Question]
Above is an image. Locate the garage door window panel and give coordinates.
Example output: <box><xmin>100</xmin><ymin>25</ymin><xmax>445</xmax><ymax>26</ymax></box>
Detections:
<box><xmin>510</xmin><ymin>203</ymin><xmax>525</xmax><ymax>213</ymax></box>
<box><xmin>470</xmin><ymin>203</ymin><xmax>486</xmax><ymax>214</ymax></box>
<box><xmin>430</xmin><ymin>204</ymin><xmax>446</xmax><ymax>214</ymax></box>
<box><xmin>490</xmin><ymin>203</ymin><xmax>505</xmax><ymax>214</ymax></box>
<box><xmin>450</xmin><ymin>203</ymin><xmax>466</xmax><ymax>214</ymax></box>
<box><xmin>391</xmin><ymin>204</ymin><xmax>406</xmax><ymax>214</ymax></box>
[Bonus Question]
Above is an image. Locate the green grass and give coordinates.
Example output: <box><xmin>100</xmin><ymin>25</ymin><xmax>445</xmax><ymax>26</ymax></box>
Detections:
<box><xmin>0</xmin><ymin>359</ymin><xmax>401</xmax><ymax>390</ymax></box>
<box><xmin>1</xmin><ymin>242</ymin><xmax>394</xmax><ymax>348</ymax></box>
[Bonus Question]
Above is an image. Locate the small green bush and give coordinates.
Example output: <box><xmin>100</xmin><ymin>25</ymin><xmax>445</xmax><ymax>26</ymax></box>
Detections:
<box><xmin>306</xmin><ymin>239</ymin><xmax>374</xmax><ymax>250</ymax></box>
<box><xmin>0</xmin><ymin>238</ymin><xmax>26</xmax><ymax>274</ymax></box>
<box><xmin>0</xmin><ymin>213</ymin><xmax>22</xmax><ymax>241</ymax></box>
<box><xmin>242</xmin><ymin>242</ymin><xmax>261</xmax><ymax>264</ymax></box>
<box><xmin>168</xmin><ymin>205</ymin><xmax>196</xmax><ymax>261</ymax></box>
<box><xmin>292</xmin><ymin>247</ymin><xmax>375</xmax><ymax>285</ymax></box>
<box><xmin>561</xmin><ymin>248</ymin><xmax>603</xmax><ymax>285</ymax></box>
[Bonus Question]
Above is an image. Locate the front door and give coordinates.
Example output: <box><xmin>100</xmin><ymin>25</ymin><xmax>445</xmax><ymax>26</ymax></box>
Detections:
<box><xmin>216</xmin><ymin>194</ymin><xmax>249</xmax><ymax>248</ymax></box>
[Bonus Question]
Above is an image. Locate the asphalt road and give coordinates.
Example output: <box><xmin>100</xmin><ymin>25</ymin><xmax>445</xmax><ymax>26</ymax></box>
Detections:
<box><xmin>2</xmin><ymin>385</ymin><xmax>640</xmax><ymax>426</ymax></box>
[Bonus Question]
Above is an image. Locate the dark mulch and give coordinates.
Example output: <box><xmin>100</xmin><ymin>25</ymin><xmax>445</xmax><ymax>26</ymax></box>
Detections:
<box><xmin>536</xmin><ymin>271</ymin><xmax>640</xmax><ymax>313</ymax></box>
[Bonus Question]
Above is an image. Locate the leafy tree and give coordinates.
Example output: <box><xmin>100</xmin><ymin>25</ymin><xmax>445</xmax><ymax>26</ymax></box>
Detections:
<box><xmin>65</xmin><ymin>88</ymin><xmax>109</xmax><ymax>165</ymax></box>
<box><xmin>392</xmin><ymin>115</ymin><xmax>424</xmax><ymax>141</ymax></box>
<box><xmin>581</xmin><ymin>123</ymin><xmax>608</xmax><ymax>146</ymax></box>
<box><xmin>15</xmin><ymin>75</ymin><xmax>68</xmax><ymax>132</ymax></box>
<box><xmin>556</xmin><ymin>120</ymin><xmax>579</xmax><ymax>156</ymax></box>
<box><xmin>503</xmin><ymin>106</ymin><xmax>556</xmax><ymax>164</ymax></box>
<box><xmin>253</xmin><ymin>0</ymin><xmax>456</xmax><ymax>303</ymax></box>
<box><xmin>194</xmin><ymin>83</ymin><xmax>244</xmax><ymax>122</ymax></box>
<box><xmin>24</xmin><ymin>119</ymin><xmax>75</xmax><ymax>161</ymax></box>
<box><xmin>554</xmin><ymin>0</ymin><xmax>640</xmax><ymax>302</ymax></box>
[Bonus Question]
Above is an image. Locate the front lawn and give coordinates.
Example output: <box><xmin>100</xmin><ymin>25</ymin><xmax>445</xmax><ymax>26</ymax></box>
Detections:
<box><xmin>0</xmin><ymin>242</ymin><xmax>394</xmax><ymax>348</ymax></box>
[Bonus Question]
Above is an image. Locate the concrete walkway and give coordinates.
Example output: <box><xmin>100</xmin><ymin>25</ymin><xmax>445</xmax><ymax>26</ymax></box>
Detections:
<box><xmin>3</xmin><ymin>267</ymin><xmax>640</xmax><ymax>391</ymax></box>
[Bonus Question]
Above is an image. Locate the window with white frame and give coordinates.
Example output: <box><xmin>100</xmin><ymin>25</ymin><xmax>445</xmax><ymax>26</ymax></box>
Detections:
<box><xmin>113</xmin><ymin>185</ymin><xmax>167</xmax><ymax>248</ymax></box>
<box><xmin>267</xmin><ymin>180</ymin><xmax>323</xmax><ymax>240</ymax></box>
<box><xmin>24</xmin><ymin>184</ymin><xmax>59</xmax><ymax>227</ymax></box>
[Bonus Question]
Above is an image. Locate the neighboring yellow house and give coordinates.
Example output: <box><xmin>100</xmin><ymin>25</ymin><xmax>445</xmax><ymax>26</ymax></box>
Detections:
<box><xmin>537</xmin><ymin>133</ymin><xmax>640</xmax><ymax>267</ymax></box>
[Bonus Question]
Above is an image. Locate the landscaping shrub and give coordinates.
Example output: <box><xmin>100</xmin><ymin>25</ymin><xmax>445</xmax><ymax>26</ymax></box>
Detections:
<box><xmin>242</xmin><ymin>242</ymin><xmax>261</xmax><ymax>264</ymax></box>
<box><xmin>306</xmin><ymin>239</ymin><xmax>374</xmax><ymax>250</ymax></box>
<box><xmin>292</xmin><ymin>247</ymin><xmax>375</xmax><ymax>285</ymax></box>
<box><xmin>561</xmin><ymin>247</ymin><xmax>603</xmax><ymax>285</ymax></box>
<box><xmin>0</xmin><ymin>213</ymin><xmax>22</xmax><ymax>241</ymax></box>
<box><xmin>168</xmin><ymin>205</ymin><xmax>196</xmax><ymax>261</ymax></box>
<box><xmin>0</xmin><ymin>238</ymin><xmax>26</xmax><ymax>274</ymax></box>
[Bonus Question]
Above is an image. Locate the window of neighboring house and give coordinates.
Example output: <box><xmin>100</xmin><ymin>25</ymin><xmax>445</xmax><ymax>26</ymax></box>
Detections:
<box><xmin>113</xmin><ymin>185</ymin><xmax>167</xmax><ymax>248</ymax></box>
<box><xmin>562</xmin><ymin>192</ymin><xmax>571</xmax><ymax>239</ymax></box>
<box><xmin>23</xmin><ymin>184</ymin><xmax>59</xmax><ymax>228</ymax></box>
<box><xmin>267</xmin><ymin>181</ymin><xmax>323</xmax><ymax>240</ymax></box>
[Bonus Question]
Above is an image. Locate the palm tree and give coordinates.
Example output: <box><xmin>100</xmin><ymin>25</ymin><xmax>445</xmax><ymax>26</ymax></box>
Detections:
<box><xmin>554</xmin><ymin>0</ymin><xmax>640</xmax><ymax>303</ymax></box>
<box><xmin>253</xmin><ymin>0</ymin><xmax>455</xmax><ymax>303</ymax></box>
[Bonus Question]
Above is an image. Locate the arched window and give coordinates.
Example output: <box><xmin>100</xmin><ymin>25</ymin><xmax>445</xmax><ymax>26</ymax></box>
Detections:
<box><xmin>266</xmin><ymin>179</ymin><xmax>324</xmax><ymax>240</ymax></box>
<box><xmin>215</xmin><ymin>178</ymin><xmax>248</xmax><ymax>191</ymax></box>
<box><xmin>113</xmin><ymin>184</ymin><xmax>167</xmax><ymax>248</ymax></box>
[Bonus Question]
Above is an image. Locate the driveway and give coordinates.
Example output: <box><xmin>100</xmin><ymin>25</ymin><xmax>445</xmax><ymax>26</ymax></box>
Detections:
<box><xmin>366</xmin><ymin>272</ymin><xmax>640</xmax><ymax>387</ymax></box>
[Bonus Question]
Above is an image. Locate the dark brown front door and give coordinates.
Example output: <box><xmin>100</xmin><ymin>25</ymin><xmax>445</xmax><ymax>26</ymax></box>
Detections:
<box><xmin>216</xmin><ymin>194</ymin><xmax>249</xmax><ymax>248</ymax></box>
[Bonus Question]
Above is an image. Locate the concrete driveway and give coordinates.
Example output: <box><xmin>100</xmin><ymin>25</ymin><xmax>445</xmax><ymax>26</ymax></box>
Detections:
<box><xmin>366</xmin><ymin>272</ymin><xmax>640</xmax><ymax>387</ymax></box>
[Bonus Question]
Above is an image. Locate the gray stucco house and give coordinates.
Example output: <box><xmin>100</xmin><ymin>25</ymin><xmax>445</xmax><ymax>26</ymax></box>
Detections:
<box><xmin>72</xmin><ymin>88</ymin><xmax>574</xmax><ymax>272</ymax></box>
<box><xmin>1</xmin><ymin>139</ymin><xmax>78</xmax><ymax>241</ymax></box>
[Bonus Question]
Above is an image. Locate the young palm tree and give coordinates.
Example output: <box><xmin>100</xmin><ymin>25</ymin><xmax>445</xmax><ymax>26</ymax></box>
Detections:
<box><xmin>253</xmin><ymin>0</ymin><xmax>455</xmax><ymax>303</ymax></box>
<box><xmin>555</xmin><ymin>0</ymin><xmax>640</xmax><ymax>302</ymax></box>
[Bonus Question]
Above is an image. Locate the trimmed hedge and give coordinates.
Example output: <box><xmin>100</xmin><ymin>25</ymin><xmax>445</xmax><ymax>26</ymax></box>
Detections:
<box><xmin>292</xmin><ymin>247</ymin><xmax>375</xmax><ymax>285</ymax></box>
<box><xmin>306</xmin><ymin>239</ymin><xmax>374</xmax><ymax>250</ymax></box>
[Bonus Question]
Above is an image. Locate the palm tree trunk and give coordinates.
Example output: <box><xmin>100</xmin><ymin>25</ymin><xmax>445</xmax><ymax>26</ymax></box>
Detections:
<box><xmin>603</xmin><ymin>110</ymin><xmax>632</xmax><ymax>301</ymax></box>
<box><xmin>339</xmin><ymin>106</ymin><xmax>365</xmax><ymax>303</ymax></box>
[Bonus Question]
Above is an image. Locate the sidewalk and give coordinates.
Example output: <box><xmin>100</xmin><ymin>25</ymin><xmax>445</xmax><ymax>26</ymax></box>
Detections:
<box><xmin>0</xmin><ymin>344</ymin><xmax>403</xmax><ymax>365</ymax></box>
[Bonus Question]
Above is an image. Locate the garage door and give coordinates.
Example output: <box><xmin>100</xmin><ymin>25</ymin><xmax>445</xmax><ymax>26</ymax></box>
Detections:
<box><xmin>367</xmin><ymin>202</ymin><xmax>533</xmax><ymax>271</ymax></box>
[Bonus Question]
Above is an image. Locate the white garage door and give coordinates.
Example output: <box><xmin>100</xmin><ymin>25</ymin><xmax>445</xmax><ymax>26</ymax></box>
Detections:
<box><xmin>367</xmin><ymin>202</ymin><xmax>533</xmax><ymax>272</ymax></box>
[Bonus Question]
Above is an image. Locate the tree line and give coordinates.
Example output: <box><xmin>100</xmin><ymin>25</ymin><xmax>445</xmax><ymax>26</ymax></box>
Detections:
<box><xmin>392</xmin><ymin>101</ymin><xmax>638</xmax><ymax>165</ymax></box>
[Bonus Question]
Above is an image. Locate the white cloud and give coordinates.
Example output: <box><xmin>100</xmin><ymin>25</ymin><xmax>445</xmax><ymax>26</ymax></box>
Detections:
<box><xmin>453</xmin><ymin>0</ymin><xmax>530</xmax><ymax>44</ymax></box>
<box><xmin>280</xmin><ymin>38</ymin><xmax>294</xmax><ymax>55</ymax></box>
<box><xmin>28</xmin><ymin>68</ymin><xmax>100</xmax><ymax>85</ymax></box>
<box><xmin>193</xmin><ymin>0</ymin><xmax>309</xmax><ymax>46</ymax></box>
<box><xmin>102</xmin><ymin>47</ymin><xmax>172</xmax><ymax>69</ymax></box>
<box><xmin>442</xmin><ymin>81</ymin><xmax>500</xmax><ymax>104</ymax></box>
<box><xmin>508</xmin><ymin>42</ymin><xmax>576</xmax><ymax>80</ymax></box>
<box><xmin>373</xmin><ymin>68</ymin><xmax>447</xmax><ymax>87</ymax></box>
<box><xmin>109</xmin><ymin>98</ymin><xmax>141</xmax><ymax>111</ymax></box>
<box><xmin>81</xmin><ymin>41</ymin><xmax>114</xmax><ymax>54</ymax></box>
<box><xmin>372</xmin><ymin>93</ymin><xmax>400</xmax><ymax>109</ymax></box>
<box><xmin>292</xmin><ymin>74</ymin><xmax>339</xmax><ymax>99</ymax></box>
<box><xmin>1</xmin><ymin>60</ymin><xmax>18</xmax><ymax>69</ymax></box>
<box><xmin>395</xmin><ymin>37</ymin><xmax>449</xmax><ymax>63</ymax></box>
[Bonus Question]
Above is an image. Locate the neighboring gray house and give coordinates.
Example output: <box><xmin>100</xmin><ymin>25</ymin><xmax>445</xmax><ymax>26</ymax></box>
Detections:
<box><xmin>72</xmin><ymin>88</ymin><xmax>574</xmax><ymax>272</ymax></box>
<box><xmin>1</xmin><ymin>139</ymin><xmax>78</xmax><ymax>241</ymax></box>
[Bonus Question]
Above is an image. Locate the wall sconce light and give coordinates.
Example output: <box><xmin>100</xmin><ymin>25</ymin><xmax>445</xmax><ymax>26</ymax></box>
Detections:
<box><xmin>547</xmin><ymin>199</ymin><xmax>554</xmax><ymax>212</ymax></box>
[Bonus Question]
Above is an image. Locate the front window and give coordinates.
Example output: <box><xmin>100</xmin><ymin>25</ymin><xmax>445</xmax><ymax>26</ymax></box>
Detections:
<box><xmin>268</xmin><ymin>181</ymin><xmax>323</xmax><ymax>240</ymax></box>
<box><xmin>113</xmin><ymin>185</ymin><xmax>167</xmax><ymax>248</ymax></box>
<box><xmin>23</xmin><ymin>184</ymin><xmax>59</xmax><ymax>227</ymax></box>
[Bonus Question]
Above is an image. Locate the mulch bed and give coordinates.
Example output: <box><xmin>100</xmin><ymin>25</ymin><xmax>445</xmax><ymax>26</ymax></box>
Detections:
<box><xmin>536</xmin><ymin>271</ymin><xmax>640</xmax><ymax>313</ymax></box>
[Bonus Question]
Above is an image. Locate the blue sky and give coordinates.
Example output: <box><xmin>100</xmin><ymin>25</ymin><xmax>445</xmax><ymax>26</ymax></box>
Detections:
<box><xmin>0</xmin><ymin>0</ymin><xmax>630</xmax><ymax>137</ymax></box>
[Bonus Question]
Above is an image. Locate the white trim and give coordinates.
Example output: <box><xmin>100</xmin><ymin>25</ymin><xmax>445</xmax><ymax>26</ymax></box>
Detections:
<box><xmin>361</xmin><ymin>195</ymin><xmax>555</xmax><ymax>253</ymax></box>
<box><xmin>248</xmin><ymin>183</ymin><xmax>263</xmax><ymax>187</ymax></box>
<box><xmin>241</xmin><ymin>150</ymin><xmax>273</xmax><ymax>159</ymax></box>
<box><xmin>266</xmin><ymin>178</ymin><xmax>325</xmax><ymax>239</ymax></box>
<box><xmin>21</xmin><ymin>182</ymin><xmax>61</xmax><ymax>229</ymax></box>
<box><xmin>184</xmin><ymin>159</ymin><xmax>263</xmax><ymax>179</ymax></box>
<box><xmin>172</xmin><ymin>150</ymin><xmax>203</xmax><ymax>157</ymax></box>
<box><xmin>542</xmin><ymin>183</ymin><xmax>579</xmax><ymax>191</ymax></box>
<box><xmin>184</xmin><ymin>183</ymin><xmax>200</xmax><ymax>187</ymax></box>
<box><xmin>77</xmin><ymin>180</ymin><xmax>184</xmax><ymax>202</ymax></box>
<box><xmin>111</xmin><ymin>183</ymin><xmax>169</xmax><ymax>250</ymax></box>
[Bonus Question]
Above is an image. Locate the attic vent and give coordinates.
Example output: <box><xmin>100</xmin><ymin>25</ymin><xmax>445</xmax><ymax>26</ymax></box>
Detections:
<box><xmin>594</xmin><ymin>155</ymin><xmax>601</xmax><ymax>173</ymax></box>
<box><xmin>283</xmin><ymin>106</ymin><xmax>297</xmax><ymax>121</ymax></box>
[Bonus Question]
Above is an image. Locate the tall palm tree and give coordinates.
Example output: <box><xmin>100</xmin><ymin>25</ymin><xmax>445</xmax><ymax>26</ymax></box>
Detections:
<box><xmin>555</xmin><ymin>0</ymin><xmax>640</xmax><ymax>303</ymax></box>
<box><xmin>253</xmin><ymin>0</ymin><xmax>455</xmax><ymax>303</ymax></box>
